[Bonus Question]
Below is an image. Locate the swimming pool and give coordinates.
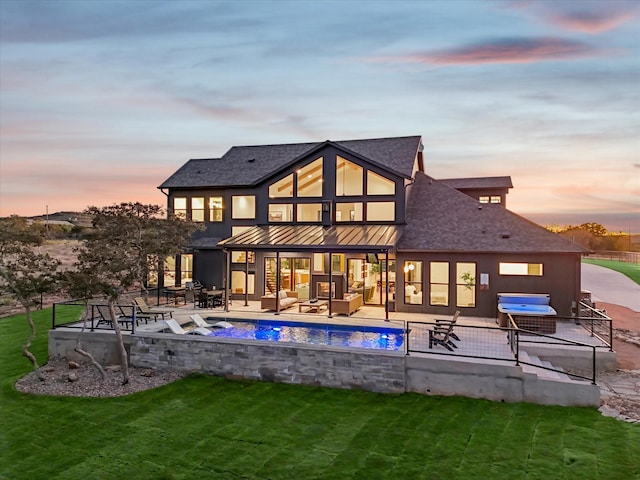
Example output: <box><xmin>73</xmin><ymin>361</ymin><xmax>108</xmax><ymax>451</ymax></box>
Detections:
<box><xmin>205</xmin><ymin>318</ymin><xmax>405</xmax><ymax>351</ymax></box>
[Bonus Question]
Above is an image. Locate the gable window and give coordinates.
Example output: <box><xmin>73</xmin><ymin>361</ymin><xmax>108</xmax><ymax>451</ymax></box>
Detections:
<box><xmin>367</xmin><ymin>171</ymin><xmax>395</xmax><ymax>195</ymax></box>
<box><xmin>191</xmin><ymin>197</ymin><xmax>204</xmax><ymax>222</ymax></box>
<box><xmin>336</xmin><ymin>156</ymin><xmax>363</xmax><ymax>196</ymax></box>
<box><xmin>335</xmin><ymin>202</ymin><xmax>363</xmax><ymax>222</ymax></box>
<box><xmin>268</xmin><ymin>204</ymin><xmax>293</xmax><ymax>222</ymax></box>
<box><xmin>499</xmin><ymin>263</ymin><xmax>543</xmax><ymax>276</ymax></box>
<box><xmin>209</xmin><ymin>197</ymin><xmax>223</xmax><ymax>222</ymax></box>
<box><xmin>479</xmin><ymin>196</ymin><xmax>490</xmax><ymax>203</ymax></box>
<box><xmin>456</xmin><ymin>262</ymin><xmax>476</xmax><ymax>307</ymax></box>
<box><xmin>232</xmin><ymin>195</ymin><xmax>255</xmax><ymax>219</ymax></box>
<box><xmin>430</xmin><ymin>262</ymin><xmax>449</xmax><ymax>306</ymax></box>
<box><xmin>366</xmin><ymin>202</ymin><xmax>395</xmax><ymax>221</ymax></box>
<box><xmin>297</xmin><ymin>203</ymin><xmax>322</xmax><ymax>222</ymax></box>
<box><xmin>490</xmin><ymin>196</ymin><xmax>501</xmax><ymax>204</ymax></box>
<box><xmin>297</xmin><ymin>158</ymin><xmax>323</xmax><ymax>197</ymax></box>
<box><xmin>173</xmin><ymin>197</ymin><xmax>187</xmax><ymax>219</ymax></box>
<box><xmin>269</xmin><ymin>174</ymin><xmax>293</xmax><ymax>198</ymax></box>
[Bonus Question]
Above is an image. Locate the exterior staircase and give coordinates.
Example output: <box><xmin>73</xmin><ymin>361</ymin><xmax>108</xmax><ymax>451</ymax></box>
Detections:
<box><xmin>517</xmin><ymin>351</ymin><xmax>599</xmax><ymax>406</ymax></box>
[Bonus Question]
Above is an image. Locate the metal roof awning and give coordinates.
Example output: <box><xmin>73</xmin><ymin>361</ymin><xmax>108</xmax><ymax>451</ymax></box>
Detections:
<box><xmin>217</xmin><ymin>225</ymin><xmax>402</xmax><ymax>252</ymax></box>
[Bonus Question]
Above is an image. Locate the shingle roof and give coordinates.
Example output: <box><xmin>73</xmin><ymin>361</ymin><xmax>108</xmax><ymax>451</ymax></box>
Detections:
<box><xmin>439</xmin><ymin>176</ymin><xmax>513</xmax><ymax>190</ymax></box>
<box><xmin>397</xmin><ymin>173</ymin><xmax>587</xmax><ymax>253</ymax></box>
<box><xmin>158</xmin><ymin>135</ymin><xmax>421</xmax><ymax>189</ymax></box>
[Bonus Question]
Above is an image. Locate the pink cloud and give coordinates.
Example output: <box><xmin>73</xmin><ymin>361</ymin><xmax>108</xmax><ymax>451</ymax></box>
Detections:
<box><xmin>537</xmin><ymin>4</ymin><xmax>638</xmax><ymax>34</ymax></box>
<box><xmin>370</xmin><ymin>38</ymin><xmax>600</xmax><ymax>66</ymax></box>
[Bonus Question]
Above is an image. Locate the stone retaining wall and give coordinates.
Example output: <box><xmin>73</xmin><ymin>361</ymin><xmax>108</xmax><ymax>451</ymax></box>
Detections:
<box><xmin>129</xmin><ymin>333</ymin><xmax>406</xmax><ymax>393</ymax></box>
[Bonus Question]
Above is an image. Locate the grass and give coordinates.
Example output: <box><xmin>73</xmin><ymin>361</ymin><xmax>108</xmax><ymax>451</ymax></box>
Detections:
<box><xmin>1</xmin><ymin>309</ymin><xmax>639</xmax><ymax>479</ymax></box>
<box><xmin>583</xmin><ymin>258</ymin><xmax>640</xmax><ymax>285</ymax></box>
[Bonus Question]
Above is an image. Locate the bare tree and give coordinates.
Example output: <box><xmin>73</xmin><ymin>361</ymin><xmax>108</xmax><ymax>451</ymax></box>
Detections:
<box><xmin>70</xmin><ymin>203</ymin><xmax>202</xmax><ymax>384</ymax></box>
<box><xmin>0</xmin><ymin>216</ymin><xmax>60</xmax><ymax>380</ymax></box>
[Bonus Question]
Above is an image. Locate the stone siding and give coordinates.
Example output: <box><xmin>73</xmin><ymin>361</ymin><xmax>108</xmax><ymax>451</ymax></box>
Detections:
<box><xmin>130</xmin><ymin>333</ymin><xmax>406</xmax><ymax>393</ymax></box>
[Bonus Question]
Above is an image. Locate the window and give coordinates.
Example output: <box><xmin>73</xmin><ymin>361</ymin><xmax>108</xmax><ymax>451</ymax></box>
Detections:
<box><xmin>479</xmin><ymin>196</ymin><xmax>490</xmax><ymax>204</ymax></box>
<box><xmin>232</xmin><ymin>195</ymin><xmax>255</xmax><ymax>219</ymax></box>
<box><xmin>180</xmin><ymin>254</ymin><xmax>193</xmax><ymax>284</ymax></box>
<box><xmin>231</xmin><ymin>271</ymin><xmax>255</xmax><ymax>295</ymax></box>
<box><xmin>269</xmin><ymin>174</ymin><xmax>294</xmax><ymax>198</ymax></box>
<box><xmin>490</xmin><ymin>196</ymin><xmax>501</xmax><ymax>204</ymax></box>
<box><xmin>367</xmin><ymin>171</ymin><xmax>395</xmax><ymax>195</ymax></box>
<box><xmin>264</xmin><ymin>257</ymin><xmax>310</xmax><ymax>299</ymax></box>
<box><xmin>456</xmin><ymin>262</ymin><xmax>476</xmax><ymax>307</ymax></box>
<box><xmin>268</xmin><ymin>204</ymin><xmax>293</xmax><ymax>222</ymax></box>
<box><xmin>499</xmin><ymin>263</ymin><xmax>543</xmax><ymax>276</ymax></box>
<box><xmin>231</xmin><ymin>226</ymin><xmax>253</xmax><ymax>236</ymax></box>
<box><xmin>297</xmin><ymin>203</ymin><xmax>322</xmax><ymax>222</ymax></box>
<box><xmin>163</xmin><ymin>256</ymin><xmax>176</xmax><ymax>287</ymax></box>
<box><xmin>231</xmin><ymin>251</ymin><xmax>255</xmax><ymax>263</ymax></box>
<box><xmin>366</xmin><ymin>202</ymin><xmax>395</xmax><ymax>221</ymax></box>
<box><xmin>313</xmin><ymin>253</ymin><xmax>325</xmax><ymax>273</ymax></box>
<box><xmin>336</xmin><ymin>156</ymin><xmax>363</xmax><ymax>196</ymax></box>
<box><xmin>430</xmin><ymin>262</ymin><xmax>449</xmax><ymax>306</ymax></box>
<box><xmin>297</xmin><ymin>158</ymin><xmax>323</xmax><ymax>197</ymax></box>
<box><xmin>191</xmin><ymin>197</ymin><xmax>204</xmax><ymax>222</ymax></box>
<box><xmin>335</xmin><ymin>202</ymin><xmax>363</xmax><ymax>222</ymax></box>
<box><xmin>332</xmin><ymin>253</ymin><xmax>345</xmax><ymax>273</ymax></box>
<box><xmin>173</xmin><ymin>197</ymin><xmax>187</xmax><ymax>219</ymax></box>
<box><xmin>209</xmin><ymin>197</ymin><xmax>223</xmax><ymax>222</ymax></box>
<box><xmin>404</xmin><ymin>261</ymin><xmax>423</xmax><ymax>305</ymax></box>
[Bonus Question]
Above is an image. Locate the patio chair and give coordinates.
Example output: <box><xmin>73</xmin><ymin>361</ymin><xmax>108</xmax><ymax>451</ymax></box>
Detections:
<box><xmin>134</xmin><ymin>297</ymin><xmax>174</xmax><ymax>320</ymax></box>
<box><xmin>429</xmin><ymin>318</ymin><xmax>459</xmax><ymax>352</ymax></box>
<box><xmin>435</xmin><ymin>310</ymin><xmax>461</xmax><ymax>342</ymax></box>
<box><xmin>117</xmin><ymin>304</ymin><xmax>152</xmax><ymax>325</ymax></box>
<box><xmin>189</xmin><ymin>314</ymin><xmax>233</xmax><ymax>329</ymax></box>
<box><xmin>163</xmin><ymin>318</ymin><xmax>211</xmax><ymax>336</ymax></box>
<box><xmin>95</xmin><ymin>304</ymin><xmax>134</xmax><ymax>330</ymax></box>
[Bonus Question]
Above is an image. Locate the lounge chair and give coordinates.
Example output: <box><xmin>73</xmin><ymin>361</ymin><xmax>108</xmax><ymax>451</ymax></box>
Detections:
<box><xmin>95</xmin><ymin>304</ymin><xmax>134</xmax><ymax>329</ymax></box>
<box><xmin>117</xmin><ymin>304</ymin><xmax>152</xmax><ymax>325</ymax></box>
<box><xmin>189</xmin><ymin>314</ymin><xmax>233</xmax><ymax>329</ymax></box>
<box><xmin>163</xmin><ymin>318</ymin><xmax>211</xmax><ymax>336</ymax></box>
<box><xmin>134</xmin><ymin>297</ymin><xmax>174</xmax><ymax>320</ymax></box>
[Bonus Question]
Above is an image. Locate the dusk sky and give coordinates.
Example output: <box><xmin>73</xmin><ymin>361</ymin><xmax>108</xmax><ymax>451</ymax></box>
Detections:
<box><xmin>1</xmin><ymin>0</ymin><xmax>638</xmax><ymax>232</ymax></box>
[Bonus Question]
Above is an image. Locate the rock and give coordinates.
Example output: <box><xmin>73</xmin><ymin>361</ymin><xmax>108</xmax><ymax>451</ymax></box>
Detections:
<box><xmin>105</xmin><ymin>365</ymin><xmax>122</xmax><ymax>373</ymax></box>
<box><xmin>44</xmin><ymin>366</ymin><xmax>55</xmax><ymax>373</ymax></box>
<box><xmin>67</xmin><ymin>372</ymin><xmax>78</xmax><ymax>382</ymax></box>
<box><xmin>140</xmin><ymin>369</ymin><xmax>156</xmax><ymax>377</ymax></box>
<box><xmin>68</xmin><ymin>361</ymin><xmax>80</xmax><ymax>369</ymax></box>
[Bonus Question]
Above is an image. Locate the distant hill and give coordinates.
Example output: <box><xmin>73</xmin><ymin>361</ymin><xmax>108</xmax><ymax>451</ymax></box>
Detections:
<box><xmin>27</xmin><ymin>211</ymin><xmax>93</xmax><ymax>228</ymax></box>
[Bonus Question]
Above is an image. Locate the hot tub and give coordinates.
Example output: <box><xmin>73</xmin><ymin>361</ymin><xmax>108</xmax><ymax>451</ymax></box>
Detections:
<box><xmin>497</xmin><ymin>293</ymin><xmax>557</xmax><ymax>333</ymax></box>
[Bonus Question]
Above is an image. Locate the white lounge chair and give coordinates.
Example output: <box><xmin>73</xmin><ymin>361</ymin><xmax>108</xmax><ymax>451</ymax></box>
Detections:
<box><xmin>163</xmin><ymin>318</ymin><xmax>211</xmax><ymax>336</ymax></box>
<box><xmin>189</xmin><ymin>314</ymin><xmax>233</xmax><ymax>329</ymax></box>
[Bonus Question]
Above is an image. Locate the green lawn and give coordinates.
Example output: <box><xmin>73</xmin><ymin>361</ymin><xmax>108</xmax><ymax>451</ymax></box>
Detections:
<box><xmin>583</xmin><ymin>258</ymin><xmax>640</xmax><ymax>285</ymax></box>
<box><xmin>1</xmin><ymin>309</ymin><xmax>639</xmax><ymax>479</ymax></box>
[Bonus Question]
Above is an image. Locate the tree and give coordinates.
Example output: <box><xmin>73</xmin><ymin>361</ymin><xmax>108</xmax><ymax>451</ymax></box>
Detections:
<box><xmin>69</xmin><ymin>203</ymin><xmax>202</xmax><ymax>384</ymax></box>
<box><xmin>0</xmin><ymin>217</ymin><xmax>60</xmax><ymax>380</ymax></box>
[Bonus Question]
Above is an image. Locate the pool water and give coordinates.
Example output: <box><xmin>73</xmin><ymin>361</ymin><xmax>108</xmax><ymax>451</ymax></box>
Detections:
<box><xmin>205</xmin><ymin>319</ymin><xmax>405</xmax><ymax>351</ymax></box>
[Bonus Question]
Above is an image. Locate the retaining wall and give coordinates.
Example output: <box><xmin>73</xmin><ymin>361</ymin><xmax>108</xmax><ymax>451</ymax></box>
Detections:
<box><xmin>48</xmin><ymin>329</ymin><xmax>600</xmax><ymax>406</ymax></box>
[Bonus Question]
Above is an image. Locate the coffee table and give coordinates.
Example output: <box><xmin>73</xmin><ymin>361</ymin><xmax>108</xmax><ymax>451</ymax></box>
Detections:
<box><xmin>298</xmin><ymin>300</ymin><xmax>329</xmax><ymax>313</ymax></box>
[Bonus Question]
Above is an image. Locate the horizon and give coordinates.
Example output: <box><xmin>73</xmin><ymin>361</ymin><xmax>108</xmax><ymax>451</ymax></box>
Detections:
<box><xmin>1</xmin><ymin>1</ymin><xmax>638</xmax><ymax>233</ymax></box>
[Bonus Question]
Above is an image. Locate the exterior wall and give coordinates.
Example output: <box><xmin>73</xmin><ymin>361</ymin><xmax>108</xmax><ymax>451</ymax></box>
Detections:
<box><xmin>168</xmin><ymin>144</ymin><xmax>407</xmax><ymax>301</ymax></box>
<box><xmin>395</xmin><ymin>252</ymin><xmax>582</xmax><ymax>318</ymax></box>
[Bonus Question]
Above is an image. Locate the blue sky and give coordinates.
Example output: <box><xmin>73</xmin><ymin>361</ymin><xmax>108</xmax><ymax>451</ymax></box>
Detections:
<box><xmin>1</xmin><ymin>0</ymin><xmax>638</xmax><ymax>231</ymax></box>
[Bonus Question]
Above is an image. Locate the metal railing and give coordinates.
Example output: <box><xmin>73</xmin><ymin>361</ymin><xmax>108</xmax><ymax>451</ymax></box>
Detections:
<box><xmin>406</xmin><ymin>316</ymin><xmax>599</xmax><ymax>384</ymax></box>
<box><xmin>587</xmin><ymin>251</ymin><xmax>639</xmax><ymax>263</ymax></box>
<box><xmin>52</xmin><ymin>301</ymin><xmax>137</xmax><ymax>333</ymax></box>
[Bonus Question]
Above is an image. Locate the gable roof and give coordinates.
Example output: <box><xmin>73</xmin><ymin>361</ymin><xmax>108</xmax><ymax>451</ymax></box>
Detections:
<box><xmin>439</xmin><ymin>176</ymin><xmax>513</xmax><ymax>190</ymax></box>
<box><xmin>398</xmin><ymin>173</ymin><xmax>587</xmax><ymax>253</ymax></box>
<box><xmin>158</xmin><ymin>135</ymin><xmax>421</xmax><ymax>189</ymax></box>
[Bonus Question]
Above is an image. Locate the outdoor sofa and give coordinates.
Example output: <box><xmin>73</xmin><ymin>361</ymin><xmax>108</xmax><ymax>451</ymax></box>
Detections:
<box><xmin>260</xmin><ymin>290</ymin><xmax>299</xmax><ymax>311</ymax></box>
<box><xmin>330</xmin><ymin>293</ymin><xmax>363</xmax><ymax>316</ymax></box>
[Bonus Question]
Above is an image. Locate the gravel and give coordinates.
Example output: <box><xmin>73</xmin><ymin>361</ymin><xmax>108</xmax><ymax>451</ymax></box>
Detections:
<box><xmin>15</xmin><ymin>360</ymin><xmax>188</xmax><ymax>398</ymax></box>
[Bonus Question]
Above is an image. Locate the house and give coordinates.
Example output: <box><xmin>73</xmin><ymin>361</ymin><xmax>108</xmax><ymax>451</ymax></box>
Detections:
<box><xmin>158</xmin><ymin>135</ymin><xmax>587</xmax><ymax>318</ymax></box>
